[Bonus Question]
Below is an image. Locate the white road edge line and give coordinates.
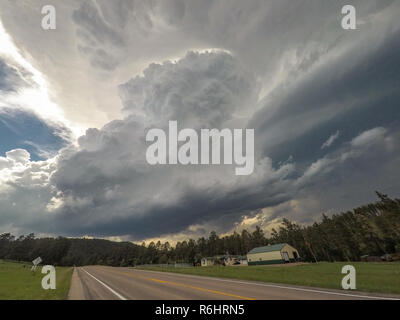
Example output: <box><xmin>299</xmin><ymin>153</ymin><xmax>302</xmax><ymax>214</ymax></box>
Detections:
<box><xmin>133</xmin><ymin>269</ymin><xmax>400</xmax><ymax>300</ymax></box>
<box><xmin>81</xmin><ymin>268</ymin><xmax>127</xmax><ymax>300</ymax></box>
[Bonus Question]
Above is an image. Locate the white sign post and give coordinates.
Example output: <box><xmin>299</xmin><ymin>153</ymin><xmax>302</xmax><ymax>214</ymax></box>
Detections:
<box><xmin>31</xmin><ymin>257</ymin><xmax>42</xmax><ymax>272</ymax></box>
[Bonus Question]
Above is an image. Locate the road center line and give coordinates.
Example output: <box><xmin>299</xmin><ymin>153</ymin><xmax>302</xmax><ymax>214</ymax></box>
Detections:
<box><xmin>147</xmin><ymin>277</ymin><xmax>256</xmax><ymax>300</ymax></box>
<box><xmin>81</xmin><ymin>268</ymin><xmax>127</xmax><ymax>300</ymax></box>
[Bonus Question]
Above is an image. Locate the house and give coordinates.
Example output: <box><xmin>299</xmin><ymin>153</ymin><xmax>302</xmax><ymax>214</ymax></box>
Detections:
<box><xmin>247</xmin><ymin>243</ymin><xmax>300</xmax><ymax>265</ymax></box>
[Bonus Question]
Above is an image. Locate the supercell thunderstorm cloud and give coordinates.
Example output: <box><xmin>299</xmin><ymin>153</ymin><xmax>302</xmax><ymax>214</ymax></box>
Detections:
<box><xmin>0</xmin><ymin>0</ymin><xmax>399</xmax><ymax>242</ymax></box>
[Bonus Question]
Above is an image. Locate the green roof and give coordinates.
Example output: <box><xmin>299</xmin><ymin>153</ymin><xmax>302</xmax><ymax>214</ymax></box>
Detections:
<box><xmin>247</xmin><ymin>243</ymin><xmax>286</xmax><ymax>254</ymax></box>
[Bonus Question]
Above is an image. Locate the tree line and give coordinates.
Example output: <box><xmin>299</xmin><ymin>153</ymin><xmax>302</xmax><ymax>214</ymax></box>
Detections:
<box><xmin>1</xmin><ymin>192</ymin><xmax>399</xmax><ymax>266</ymax></box>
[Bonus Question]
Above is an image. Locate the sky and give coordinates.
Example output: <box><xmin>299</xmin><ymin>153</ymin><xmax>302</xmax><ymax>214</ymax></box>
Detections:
<box><xmin>0</xmin><ymin>0</ymin><xmax>399</xmax><ymax>243</ymax></box>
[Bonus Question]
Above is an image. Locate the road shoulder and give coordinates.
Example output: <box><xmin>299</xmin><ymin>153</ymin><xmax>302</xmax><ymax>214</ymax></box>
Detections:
<box><xmin>68</xmin><ymin>267</ymin><xmax>85</xmax><ymax>300</ymax></box>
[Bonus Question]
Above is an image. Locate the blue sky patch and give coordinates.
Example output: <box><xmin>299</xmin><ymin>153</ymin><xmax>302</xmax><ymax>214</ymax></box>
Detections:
<box><xmin>0</xmin><ymin>108</ymin><xmax>70</xmax><ymax>161</ymax></box>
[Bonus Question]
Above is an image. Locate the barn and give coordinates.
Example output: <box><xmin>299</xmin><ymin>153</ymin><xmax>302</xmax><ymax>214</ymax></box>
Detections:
<box><xmin>247</xmin><ymin>243</ymin><xmax>300</xmax><ymax>265</ymax></box>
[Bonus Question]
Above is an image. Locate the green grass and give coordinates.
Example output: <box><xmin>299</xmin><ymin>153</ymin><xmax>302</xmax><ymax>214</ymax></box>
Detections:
<box><xmin>137</xmin><ymin>262</ymin><xmax>400</xmax><ymax>295</ymax></box>
<box><xmin>0</xmin><ymin>260</ymin><xmax>73</xmax><ymax>300</ymax></box>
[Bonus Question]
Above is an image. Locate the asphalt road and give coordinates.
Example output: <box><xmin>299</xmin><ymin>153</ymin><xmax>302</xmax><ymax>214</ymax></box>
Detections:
<box><xmin>68</xmin><ymin>266</ymin><xmax>400</xmax><ymax>300</ymax></box>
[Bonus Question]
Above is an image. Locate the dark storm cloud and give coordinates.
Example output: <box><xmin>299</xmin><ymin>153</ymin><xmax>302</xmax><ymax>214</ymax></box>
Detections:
<box><xmin>286</xmin><ymin>126</ymin><xmax>400</xmax><ymax>225</ymax></box>
<box><xmin>52</xmin><ymin>181</ymin><xmax>291</xmax><ymax>238</ymax></box>
<box><xmin>1</xmin><ymin>0</ymin><xmax>400</xmax><ymax>240</ymax></box>
<box><xmin>45</xmin><ymin>45</ymin><xmax>400</xmax><ymax>240</ymax></box>
<box><xmin>251</xmin><ymin>28</ymin><xmax>400</xmax><ymax>169</ymax></box>
<box><xmin>46</xmin><ymin>51</ymin><xmax>285</xmax><ymax>239</ymax></box>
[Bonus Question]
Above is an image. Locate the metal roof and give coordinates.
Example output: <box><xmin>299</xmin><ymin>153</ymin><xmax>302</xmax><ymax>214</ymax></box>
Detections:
<box><xmin>247</xmin><ymin>243</ymin><xmax>286</xmax><ymax>254</ymax></box>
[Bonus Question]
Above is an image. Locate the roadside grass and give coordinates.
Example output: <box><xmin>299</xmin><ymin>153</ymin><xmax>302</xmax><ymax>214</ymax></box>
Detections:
<box><xmin>137</xmin><ymin>262</ymin><xmax>400</xmax><ymax>295</ymax></box>
<box><xmin>0</xmin><ymin>260</ymin><xmax>73</xmax><ymax>300</ymax></box>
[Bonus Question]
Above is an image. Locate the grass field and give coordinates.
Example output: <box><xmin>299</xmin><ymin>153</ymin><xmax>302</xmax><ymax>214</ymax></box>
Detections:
<box><xmin>0</xmin><ymin>260</ymin><xmax>73</xmax><ymax>300</ymax></box>
<box><xmin>137</xmin><ymin>262</ymin><xmax>400</xmax><ymax>295</ymax></box>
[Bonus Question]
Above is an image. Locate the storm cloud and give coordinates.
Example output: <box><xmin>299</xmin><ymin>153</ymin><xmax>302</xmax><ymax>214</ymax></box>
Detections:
<box><xmin>0</xmin><ymin>1</ymin><xmax>399</xmax><ymax>241</ymax></box>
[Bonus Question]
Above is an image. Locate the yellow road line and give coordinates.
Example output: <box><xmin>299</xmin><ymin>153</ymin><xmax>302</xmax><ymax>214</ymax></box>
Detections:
<box><xmin>97</xmin><ymin>267</ymin><xmax>256</xmax><ymax>300</ymax></box>
<box><xmin>148</xmin><ymin>277</ymin><xmax>256</xmax><ymax>300</ymax></box>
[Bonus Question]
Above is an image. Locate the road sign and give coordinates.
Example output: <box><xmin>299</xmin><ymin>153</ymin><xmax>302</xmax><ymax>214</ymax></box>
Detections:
<box><xmin>31</xmin><ymin>257</ymin><xmax>43</xmax><ymax>271</ymax></box>
<box><xmin>32</xmin><ymin>257</ymin><xmax>42</xmax><ymax>266</ymax></box>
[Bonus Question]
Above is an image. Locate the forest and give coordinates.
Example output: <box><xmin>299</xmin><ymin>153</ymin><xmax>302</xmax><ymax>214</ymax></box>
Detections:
<box><xmin>1</xmin><ymin>192</ymin><xmax>399</xmax><ymax>266</ymax></box>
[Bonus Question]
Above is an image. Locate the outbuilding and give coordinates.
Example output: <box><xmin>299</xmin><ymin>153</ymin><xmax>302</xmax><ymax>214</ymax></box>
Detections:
<box><xmin>247</xmin><ymin>243</ymin><xmax>300</xmax><ymax>265</ymax></box>
<box><xmin>201</xmin><ymin>257</ymin><xmax>215</xmax><ymax>267</ymax></box>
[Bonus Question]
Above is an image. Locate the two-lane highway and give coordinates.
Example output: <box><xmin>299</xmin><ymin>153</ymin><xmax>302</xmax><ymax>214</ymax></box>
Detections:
<box><xmin>68</xmin><ymin>266</ymin><xmax>400</xmax><ymax>300</ymax></box>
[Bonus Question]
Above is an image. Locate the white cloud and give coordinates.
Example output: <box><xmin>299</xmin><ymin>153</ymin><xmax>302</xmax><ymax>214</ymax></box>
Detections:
<box><xmin>351</xmin><ymin>127</ymin><xmax>387</xmax><ymax>148</ymax></box>
<box><xmin>5</xmin><ymin>149</ymin><xmax>30</xmax><ymax>164</ymax></box>
<box><xmin>0</xmin><ymin>20</ymin><xmax>81</xmax><ymax>138</ymax></box>
<box><xmin>321</xmin><ymin>130</ymin><xmax>340</xmax><ymax>150</ymax></box>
